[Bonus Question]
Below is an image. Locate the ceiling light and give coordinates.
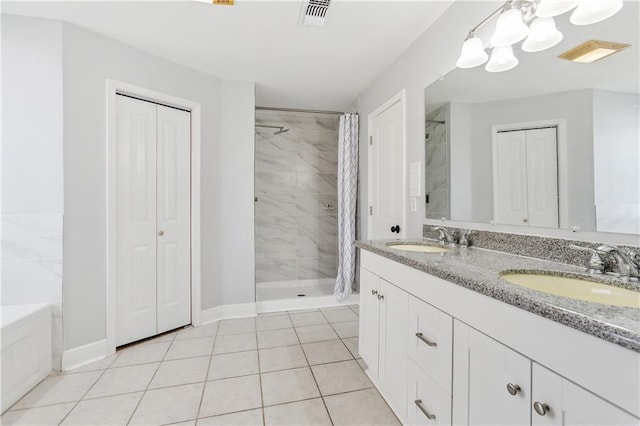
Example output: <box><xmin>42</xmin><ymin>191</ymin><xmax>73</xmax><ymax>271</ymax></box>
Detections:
<box><xmin>456</xmin><ymin>37</ymin><xmax>489</xmax><ymax>68</ymax></box>
<box><xmin>522</xmin><ymin>17</ymin><xmax>563</xmax><ymax>52</ymax></box>
<box><xmin>558</xmin><ymin>39</ymin><xmax>630</xmax><ymax>63</ymax></box>
<box><xmin>570</xmin><ymin>0</ymin><xmax>623</xmax><ymax>26</ymax></box>
<box><xmin>535</xmin><ymin>0</ymin><xmax>578</xmax><ymax>18</ymax></box>
<box><xmin>490</xmin><ymin>8</ymin><xmax>530</xmax><ymax>47</ymax></box>
<box><xmin>485</xmin><ymin>45</ymin><xmax>519</xmax><ymax>72</ymax></box>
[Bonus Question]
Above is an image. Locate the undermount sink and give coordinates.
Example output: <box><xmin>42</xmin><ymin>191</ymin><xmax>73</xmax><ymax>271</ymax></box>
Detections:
<box><xmin>387</xmin><ymin>244</ymin><xmax>450</xmax><ymax>253</ymax></box>
<box><xmin>500</xmin><ymin>273</ymin><xmax>640</xmax><ymax>308</ymax></box>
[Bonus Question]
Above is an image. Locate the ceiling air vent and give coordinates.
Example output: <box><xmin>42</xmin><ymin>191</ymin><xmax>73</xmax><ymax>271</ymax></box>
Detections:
<box><xmin>301</xmin><ymin>0</ymin><xmax>332</xmax><ymax>27</ymax></box>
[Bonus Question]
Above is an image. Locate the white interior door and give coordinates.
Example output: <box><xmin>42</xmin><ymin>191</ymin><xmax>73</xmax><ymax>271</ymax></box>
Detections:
<box><xmin>495</xmin><ymin>130</ymin><xmax>528</xmax><ymax>226</ymax></box>
<box><xmin>369</xmin><ymin>98</ymin><xmax>405</xmax><ymax>239</ymax></box>
<box><xmin>525</xmin><ymin>128</ymin><xmax>558</xmax><ymax>228</ymax></box>
<box><xmin>156</xmin><ymin>105</ymin><xmax>191</xmax><ymax>333</ymax></box>
<box><xmin>115</xmin><ymin>96</ymin><xmax>191</xmax><ymax>346</ymax></box>
<box><xmin>115</xmin><ymin>96</ymin><xmax>158</xmax><ymax>346</ymax></box>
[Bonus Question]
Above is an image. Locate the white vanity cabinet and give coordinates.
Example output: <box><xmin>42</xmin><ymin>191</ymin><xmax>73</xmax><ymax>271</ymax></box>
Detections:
<box><xmin>359</xmin><ymin>250</ymin><xmax>640</xmax><ymax>426</ymax></box>
<box><xmin>531</xmin><ymin>363</ymin><xmax>639</xmax><ymax>426</ymax></box>
<box><xmin>359</xmin><ymin>267</ymin><xmax>409</xmax><ymax>421</ymax></box>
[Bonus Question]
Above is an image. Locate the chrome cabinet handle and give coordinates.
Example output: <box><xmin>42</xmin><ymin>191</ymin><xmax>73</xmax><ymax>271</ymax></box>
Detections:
<box><xmin>415</xmin><ymin>332</ymin><xmax>437</xmax><ymax>347</ymax></box>
<box><xmin>414</xmin><ymin>399</ymin><xmax>436</xmax><ymax>420</ymax></box>
<box><xmin>533</xmin><ymin>402</ymin><xmax>550</xmax><ymax>416</ymax></box>
<box><xmin>371</xmin><ymin>289</ymin><xmax>378</xmax><ymax>296</ymax></box>
<box><xmin>377</xmin><ymin>294</ymin><xmax>384</xmax><ymax>300</ymax></box>
<box><xmin>506</xmin><ymin>383</ymin><xmax>521</xmax><ymax>396</ymax></box>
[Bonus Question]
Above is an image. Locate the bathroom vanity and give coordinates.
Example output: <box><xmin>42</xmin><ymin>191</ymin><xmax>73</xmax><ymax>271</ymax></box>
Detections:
<box><xmin>356</xmin><ymin>240</ymin><xmax>640</xmax><ymax>426</ymax></box>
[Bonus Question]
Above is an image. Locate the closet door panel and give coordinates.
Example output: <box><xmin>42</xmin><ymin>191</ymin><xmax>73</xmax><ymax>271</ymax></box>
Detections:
<box><xmin>156</xmin><ymin>105</ymin><xmax>192</xmax><ymax>333</ymax></box>
<box><xmin>115</xmin><ymin>96</ymin><xmax>158</xmax><ymax>346</ymax></box>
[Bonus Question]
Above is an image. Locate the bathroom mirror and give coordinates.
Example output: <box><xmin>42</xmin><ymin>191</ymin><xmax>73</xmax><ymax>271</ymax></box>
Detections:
<box><xmin>424</xmin><ymin>3</ymin><xmax>639</xmax><ymax>235</ymax></box>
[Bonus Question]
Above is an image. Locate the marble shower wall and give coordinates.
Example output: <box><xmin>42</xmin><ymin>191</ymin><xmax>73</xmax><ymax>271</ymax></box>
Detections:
<box><xmin>255</xmin><ymin>112</ymin><xmax>339</xmax><ymax>283</ymax></box>
<box><xmin>424</xmin><ymin>106</ymin><xmax>449</xmax><ymax>220</ymax></box>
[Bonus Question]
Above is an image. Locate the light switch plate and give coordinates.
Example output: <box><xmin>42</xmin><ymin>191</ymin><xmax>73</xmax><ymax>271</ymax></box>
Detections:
<box><xmin>409</xmin><ymin>161</ymin><xmax>421</xmax><ymax>197</ymax></box>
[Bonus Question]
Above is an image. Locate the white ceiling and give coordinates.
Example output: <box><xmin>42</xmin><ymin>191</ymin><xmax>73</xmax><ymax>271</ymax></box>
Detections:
<box><xmin>2</xmin><ymin>0</ymin><xmax>454</xmax><ymax>111</ymax></box>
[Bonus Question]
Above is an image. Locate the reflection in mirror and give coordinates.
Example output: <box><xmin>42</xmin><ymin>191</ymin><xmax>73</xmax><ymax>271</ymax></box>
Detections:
<box><xmin>424</xmin><ymin>2</ymin><xmax>639</xmax><ymax>235</ymax></box>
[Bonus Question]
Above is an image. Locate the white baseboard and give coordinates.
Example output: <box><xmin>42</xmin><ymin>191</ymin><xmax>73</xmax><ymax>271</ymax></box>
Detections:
<box><xmin>61</xmin><ymin>339</ymin><xmax>107</xmax><ymax>372</ymax></box>
<box><xmin>200</xmin><ymin>302</ymin><xmax>257</xmax><ymax>325</ymax></box>
<box><xmin>256</xmin><ymin>293</ymin><xmax>360</xmax><ymax>313</ymax></box>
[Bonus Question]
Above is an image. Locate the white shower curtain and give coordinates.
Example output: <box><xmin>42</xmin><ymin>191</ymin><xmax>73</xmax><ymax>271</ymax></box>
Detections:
<box><xmin>334</xmin><ymin>113</ymin><xmax>359</xmax><ymax>301</ymax></box>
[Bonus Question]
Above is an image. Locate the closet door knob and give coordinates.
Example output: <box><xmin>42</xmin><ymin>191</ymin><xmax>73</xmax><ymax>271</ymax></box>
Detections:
<box><xmin>158</xmin><ymin>230</ymin><xmax>165</xmax><ymax>236</ymax></box>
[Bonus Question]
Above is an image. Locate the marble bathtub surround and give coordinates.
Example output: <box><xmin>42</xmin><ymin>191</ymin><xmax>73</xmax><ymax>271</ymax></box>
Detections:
<box><xmin>423</xmin><ymin>225</ymin><xmax>639</xmax><ymax>268</ymax></box>
<box><xmin>255</xmin><ymin>112</ymin><xmax>339</xmax><ymax>284</ymax></box>
<box><xmin>356</xmin><ymin>239</ymin><xmax>640</xmax><ymax>352</ymax></box>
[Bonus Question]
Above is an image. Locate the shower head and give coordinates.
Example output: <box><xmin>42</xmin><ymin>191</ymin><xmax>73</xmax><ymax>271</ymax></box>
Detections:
<box><xmin>426</xmin><ymin>120</ymin><xmax>446</xmax><ymax>125</ymax></box>
<box><xmin>274</xmin><ymin>128</ymin><xmax>290</xmax><ymax>135</ymax></box>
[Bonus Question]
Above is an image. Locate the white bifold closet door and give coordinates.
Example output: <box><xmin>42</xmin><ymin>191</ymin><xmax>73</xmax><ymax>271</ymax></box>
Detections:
<box><xmin>115</xmin><ymin>95</ymin><xmax>191</xmax><ymax>347</ymax></box>
<box><xmin>494</xmin><ymin>127</ymin><xmax>558</xmax><ymax>228</ymax></box>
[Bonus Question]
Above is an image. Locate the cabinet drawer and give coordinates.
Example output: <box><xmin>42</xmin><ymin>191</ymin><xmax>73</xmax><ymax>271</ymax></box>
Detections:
<box><xmin>408</xmin><ymin>359</ymin><xmax>452</xmax><ymax>426</ymax></box>
<box><xmin>408</xmin><ymin>295</ymin><xmax>453</xmax><ymax>393</ymax></box>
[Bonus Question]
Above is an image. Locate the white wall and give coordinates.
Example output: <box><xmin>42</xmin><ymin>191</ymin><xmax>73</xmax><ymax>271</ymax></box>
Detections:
<box><xmin>59</xmin><ymin>22</ymin><xmax>255</xmax><ymax>350</ymax></box>
<box><xmin>592</xmin><ymin>90</ymin><xmax>640</xmax><ymax>234</ymax></box>
<box><xmin>358</xmin><ymin>1</ymin><xmax>499</xmax><ymax>239</ymax></box>
<box><xmin>448</xmin><ymin>102</ymin><xmax>473</xmax><ymax>221</ymax></box>
<box><xmin>1</xmin><ymin>15</ymin><xmax>65</xmax><ymax>369</ymax></box>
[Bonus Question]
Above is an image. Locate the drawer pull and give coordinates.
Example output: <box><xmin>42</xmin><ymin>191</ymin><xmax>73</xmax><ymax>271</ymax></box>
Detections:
<box><xmin>416</xmin><ymin>332</ymin><xmax>437</xmax><ymax>347</ymax></box>
<box><xmin>533</xmin><ymin>402</ymin><xmax>550</xmax><ymax>416</ymax></box>
<box><xmin>371</xmin><ymin>289</ymin><xmax>378</xmax><ymax>296</ymax></box>
<box><xmin>414</xmin><ymin>399</ymin><xmax>436</xmax><ymax>420</ymax></box>
<box><xmin>377</xmin><ymin>294</ymin><xmax>384</xmax><ymax>300</ymax></box>
<box><xmin>506</xmin><ymin>383</ymin><xmax>521</xmax><ymax>396</ymax></box>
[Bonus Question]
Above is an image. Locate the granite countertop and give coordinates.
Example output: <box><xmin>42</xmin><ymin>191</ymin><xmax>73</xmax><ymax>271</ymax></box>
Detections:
<box><xmin>356</xmin><ymin>239</ymin><xmax>640</xmax><ymax>352</ymax></box>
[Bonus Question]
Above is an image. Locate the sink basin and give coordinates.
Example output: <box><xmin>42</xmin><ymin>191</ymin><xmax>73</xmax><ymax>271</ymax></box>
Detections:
<box><xmin>501</xmin><ymin>273</ymin><xmax>640</xmax><ymax>308</ymax></box>
<box><xmin>387</xmin><ymin>244</ymin><xmax>450</xmax><ymax>253</ymax></box>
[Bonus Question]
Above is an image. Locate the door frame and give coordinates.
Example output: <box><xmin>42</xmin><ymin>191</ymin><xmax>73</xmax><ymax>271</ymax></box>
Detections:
<box><xmin>105</xmin><ymin>79</ymin><xmax>202</xmax><ymax>354</ymax></box>
<box><xmin>367</xmin><ymin>90</ymin><xmax>407</xmax><ymax>239</ymax></box>
<box><xmin>491</xmin><ymin>118</ymin><xmax>568</xmax><ymax>229</ymax></box>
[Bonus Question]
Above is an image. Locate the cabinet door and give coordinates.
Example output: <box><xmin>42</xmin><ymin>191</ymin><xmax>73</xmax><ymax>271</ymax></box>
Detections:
<box><xmin>378</xmin><ymin>279</ymin><xmax>409</xmax><ymax>420</ymax></box>
<box><xmin>408</xmin><ymin>295</ymin><xmax>453</xmax><ymax>394</ymax></box>
<box><xmin>408</xmin><ymin>360</ymin><xmax>452</xmax><ymax>426</ymax></box>
<box><xmin>532</xmin><ymin>363</ymin><xmax>639</xmax><ymax>426</ymax></box>
<box><xmin>359</xmin><ymin>268</ymin><xmax>380</xmax><ymax>377</ymax></box>
<box><xmin>453</xmin><ymin>321</ymin><xmax>531</xmax><ymax>426</ymax></box>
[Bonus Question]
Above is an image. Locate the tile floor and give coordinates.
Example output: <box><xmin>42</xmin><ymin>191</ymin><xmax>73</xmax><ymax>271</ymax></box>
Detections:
<box><xmin>3</xmin><ymin>305</ymin><xmax>401</xmax><ymax>426</ymax></box>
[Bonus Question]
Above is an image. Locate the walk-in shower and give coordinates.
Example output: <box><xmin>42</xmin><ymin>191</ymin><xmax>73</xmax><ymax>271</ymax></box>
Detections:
<box><xmin>254</xmin><ymin>107</ymin><xmax>340</xmax><ymax>308</ymax></box>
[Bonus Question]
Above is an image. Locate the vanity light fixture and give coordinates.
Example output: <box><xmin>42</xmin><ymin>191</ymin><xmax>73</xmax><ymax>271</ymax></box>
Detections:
<box><xmin>558</xmin><ymin>39</ymin><xmax>630</xmax><ymax>63</ymax></box>
<box><xmin>455</xmin><ymin>0</ymin><xmax>624</xmax><ymax>72</ymax></box>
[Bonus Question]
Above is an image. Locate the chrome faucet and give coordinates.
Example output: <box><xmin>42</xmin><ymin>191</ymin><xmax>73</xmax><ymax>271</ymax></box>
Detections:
<box><xmin>595</xmin><ymin>245</ymin><xmax>640</xmax><ymax>280</ymax></box>
<box><xmin>569</xmin><ymin>244</ymin><xmax>605</xmax><ymax>274</ymax></box>
<box><xmin>432</xmin><ymin>227</ymin><xmax>456</xmax><ymax>246</ymax></box>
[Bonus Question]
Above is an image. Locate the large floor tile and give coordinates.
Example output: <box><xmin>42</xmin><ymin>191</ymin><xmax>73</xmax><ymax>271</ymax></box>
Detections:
<box><xmin>261</xmin><ymin>367</ymin><xmax>320</xmax><ymax>406</ymax></box>
<box><xmin>311</xmin><ymin>360</ymin><xmax>372</xmax><ymax>396</ymax></box>
<box><xmin>320</xmin><ymin>308</ymin><xmax>358</xmax><ymax>323</ymax></box>
<box><xmin>111</xmin><ymin>341</ymin><xmax>170</xmax><ymax>367</ymax></box>
<box><xmin>175</xmin><ymin>323</ymin><xmax>219</xmax><ymax>340</ymax></box>
<box><xmin>65</xmin><ymin>354</ymin><xmax>119</xmax><ymax>374</ymax></box>
<box><xmin>61</xmin><ymin>392</ymin><xmax>142</xmax><ymax>425</ymax></box>
<box><xmin>84</xmin><ymin>363</ymin><xmax>158</xmax><ymax>399</ymax></box>
<box><xmin>341</xmin><ymin>337</ymin><xmax>360</xmax><ymax>359</ymax></box>
<box><xmin>302</xmin><ymin>340</ymin><xmax>352</xmax><ymax>365</ymax></box>
<box><xmin>213</xmin><ymin>332</ymin><xmax>257</xmax><ymax>354</ymax></box>
<box><xmin>13</xmin><ymin>371</ymin><xmax>102</xmax><ymax>409</ymax></box>
<box><xmin>295</xmin><ymin>324</ymin><xmax>338</xmax><ymax>343</ymax></box>
<box><xmin>331</xmin><ymin>321</ymin><xmax>359</xmax><ymax>339</ymax></box>
<box><xmin>208</xmin><ymin>350</ymin><xmax>259</xmax><ymax>380</ymax></box>
<box><xmin>263</xmin><ymin>398</ymin><xmax>331</xmax><ymax>426</ymax></box>
<box><xmin>259</xmin><ymin>345</ymin><xmax>307</xmax><ymax>373</ymax></box>
<box><xmin>1</xmin><ymin>403</ymin><xmax>74</xmax><ymax>425</ymax></box>
<box><xmin>199</xmin><ymin>375</ymin><xmax>262</xmax><ymax>418</ymax></box>
<box><xmin>197</xmin><ymin>408</ymin><xmax>263</xmax><ymax>425</ymax></box>
<box><xmin>256</xmin><ymin>314</ymin><xmax>292</xmax><ymax>331</ymax></box>
<box><xmin>257</xmin><ymin>328</ymin><xmax>299</xmax><ymax>349</ymax></box>
<box><xmin>129</xmin><ymin>382</ymin><xmax>204</xmax><ymax>425</ymax></box>
<box><xmin>149</xmin><ymin>356</ymin><xmax>210</xmax><ymax>389</ymax></box>
<box><xmin>290</xmin><ymin>312</ymin><xmax>327</xmax><ymax>327</ymax></box>
<box><xmin>165</xmin><ymin>337</ymin><xmax>214</xmax><ymax>360</ymax></box>
<box><xmin>218</xmin><ymin>318</ymin><xmax>256</xmax><ymax>336</ymax></box>
<box><xmin>324</xmin><ymin>388</ymin><xmax>400</xmax><ymax>426</ymax></box>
